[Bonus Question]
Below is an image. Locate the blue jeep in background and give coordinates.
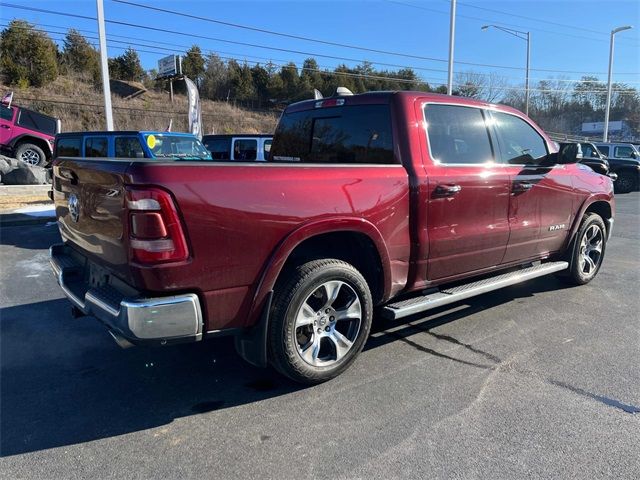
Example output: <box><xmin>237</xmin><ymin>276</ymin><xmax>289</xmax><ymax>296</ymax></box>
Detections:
<box><xmin>53</xmin><ymin>131</ymin><xmax>212</xmax><ymax>161</ymax></box>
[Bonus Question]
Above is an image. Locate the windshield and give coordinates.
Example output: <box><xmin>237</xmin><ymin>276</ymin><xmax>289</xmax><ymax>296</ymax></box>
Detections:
<box><xmin>144</xmin><ymin>134</ymin><xmax>212</xmax><ymax>160</ymax></box>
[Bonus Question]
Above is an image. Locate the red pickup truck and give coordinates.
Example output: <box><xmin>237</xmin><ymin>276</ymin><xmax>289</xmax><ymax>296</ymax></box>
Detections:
<box><xmin>50</xmin><ymin>90</ymin><xmax>614</xmax><ymax>384</ymax></box>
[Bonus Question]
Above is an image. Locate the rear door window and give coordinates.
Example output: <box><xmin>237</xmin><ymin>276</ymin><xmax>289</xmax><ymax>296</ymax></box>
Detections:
<box><xmin>85</xmin><ymin>137</ymin><xmax>108</xmax><ymax>157</ymax></box>
<box><xmin>16</xmin><ymin>109</ymin><xmax>57</xmax><ymax>135</ymax></box>
<box><xmin>493</xmin><ymin>112</ymin><xmax>548</xmax><ymax>164</ymax></box>
<box><xmin>115</xmin><ymin>136</ymin><xmax>145</xmax><ymax>158</ymax></box>
<box><xmin>233</xmin><ymin>139</ymin><xmax>257</xmax><ymax>160</ymax></box>
<box><xmin>424</xmin><ymin>104</ymin><xmax>494</xmax><ymax>165</ymax></box>
<box><xmin>598</xmin><ymin>145</ymin><xmax>610</xmax><ymax>156</ymax></box>
<box><xmin>270</xmin><ymin>104</ymin><xmax>395</xmax><ymax>164</ymax></box>
<box><xmin>56</xmin><ymin>137</ymin><xmax>81</xmax><ymax>157</ymax></box>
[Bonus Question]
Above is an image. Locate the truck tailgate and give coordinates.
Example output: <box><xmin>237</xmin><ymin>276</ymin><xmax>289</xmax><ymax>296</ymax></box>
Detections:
<box><xmin>52</xmin><ymin>159</ymin><xmax>132</xmax><ymax>279</ymax></box>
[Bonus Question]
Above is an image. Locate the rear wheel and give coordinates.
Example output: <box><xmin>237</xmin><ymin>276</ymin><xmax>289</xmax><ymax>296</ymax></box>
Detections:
<box><xmin>614</xmin><ymin>170</ymin><xmax>637</xmax><ymax>194</ymax></box>
<box><xmin>15</xmin><ymin>143</ymin><xmax>46</xmax><ymax>167</ymax></box>
<box><xmin>558</xmin><ymin>213</ymin><xmax>607</xmax><ymax>285</ymax></box>
<box><xmin>269</xmin><ymin>259</ymin><xmax>372</xmax><ymax>384</ymax></box>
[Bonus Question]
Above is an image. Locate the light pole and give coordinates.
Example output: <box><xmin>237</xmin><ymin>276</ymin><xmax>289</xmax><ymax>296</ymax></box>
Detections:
<box><xmin>603</xmin><ymin>25</ymin><xmax>633</xmax><ymax>142</ymax></box>
<box><xmin>96</xmin><ymin>0</ymin><xmax>114</xmax><ymax>130</ymax></box>
<box><xmin>482</xmin><ymin>25</ymin><xmax>530</xmax><ymax>115</ymax></box>
<box><xmin>447</xmin><ymin>0</ymin><xmax>457</xmax><ymax>95</ymax></box>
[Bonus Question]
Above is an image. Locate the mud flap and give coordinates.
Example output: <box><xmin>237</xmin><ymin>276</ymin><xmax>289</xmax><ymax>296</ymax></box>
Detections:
<box><xmin>234</xmin><ymin>291</ymin><xmax>273</xmax><ymax>368</ymax></box>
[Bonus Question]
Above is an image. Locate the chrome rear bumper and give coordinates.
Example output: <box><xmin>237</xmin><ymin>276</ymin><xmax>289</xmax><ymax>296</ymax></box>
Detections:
<box><xmin>50</xmin><ymin>243</ymin><xmax>203</xmax><ymax>346</ymax></box>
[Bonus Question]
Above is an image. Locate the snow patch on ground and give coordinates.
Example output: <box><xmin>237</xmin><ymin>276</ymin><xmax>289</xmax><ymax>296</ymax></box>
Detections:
<box><xmin>11</xmin><ymin>205</ymin><xmax>55</xmax><ymax>216</ymax></box>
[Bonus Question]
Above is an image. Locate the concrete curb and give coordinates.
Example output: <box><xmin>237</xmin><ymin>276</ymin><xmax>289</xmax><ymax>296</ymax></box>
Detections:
<box><xmin>0</xmin><ymin>185</ymin><xmax>52</xmax><ymax>196</ymax></box>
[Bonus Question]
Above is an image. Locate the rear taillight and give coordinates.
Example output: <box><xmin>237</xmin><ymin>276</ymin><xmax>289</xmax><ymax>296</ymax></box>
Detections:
<box><xmin>126</xmin><ymin>187</ymin><xmax>188</xmax><ymax>264</ymax></box>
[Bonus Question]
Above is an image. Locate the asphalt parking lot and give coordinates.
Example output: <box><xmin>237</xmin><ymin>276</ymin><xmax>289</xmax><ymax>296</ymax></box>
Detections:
<box><xmin>1</xmin><ymin>193</ymin><xmax>639</xmax><ymax>479</ymax></box>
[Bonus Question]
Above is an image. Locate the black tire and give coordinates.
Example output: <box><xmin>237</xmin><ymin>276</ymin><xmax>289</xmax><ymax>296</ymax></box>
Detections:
<box><xmin>269</xmin><ymin>259</ymin><xmax>373</xmax><ymax>384</ymax></box>
<box><xmin>15</xmin><ymin>143</ymin><xmax>46</xmax><ymax>167</ymax></box>
<box><xmin>557</xmin><ymin>213</ymin><xmax>607</xmax><ymax>286</ymax></box>
<box><xmin>614</xmin><ymin>170</ymin><xmax>637</xmax><ymax>194</ymax></box>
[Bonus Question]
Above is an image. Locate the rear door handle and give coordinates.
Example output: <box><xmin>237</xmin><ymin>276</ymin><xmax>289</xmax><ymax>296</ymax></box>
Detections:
<box><xmin>513</xmin><ymin>181</ymin><xmax>533</xmax><ymax>193</ymax></box>
<box><xmin>434</xmin><ymin>184</ymin><xmax>462</xmax><ymax>197</ymax></box>
<box><xmin>0</xmin><ymin>124</ymin><xmax>10</xmax><ymax>129</ymax></box>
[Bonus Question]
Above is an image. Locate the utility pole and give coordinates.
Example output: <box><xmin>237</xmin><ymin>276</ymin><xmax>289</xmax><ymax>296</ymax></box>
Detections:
<box><xmin>482</xmin><ymin>25</ymin><xmax>531</xmax><ymax>115</ymax></box>
<box><xmin>447</xmin><ymin>0</ymin><xmax>456</xmax><ymax>95</ymax></box>
<box><xmin>525</xmin><ymin>32</ymin><xmax>530</xmax><ymax>116</ymax></box>
<box><xmin>96</xmin><ymin>0</ymin><xmax>114</xmax><ymax>130</ymax></box>
<box><xmin>604</xmin><ymin>25</ymin><xmax>633</xmax><ymax>142</ymax></box>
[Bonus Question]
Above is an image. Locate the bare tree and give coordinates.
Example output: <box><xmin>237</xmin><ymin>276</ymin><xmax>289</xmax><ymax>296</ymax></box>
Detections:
<box><xmin>454</xmin><ymin>71</ymin><xmax>507</xmax><ymax>102</ymax></box>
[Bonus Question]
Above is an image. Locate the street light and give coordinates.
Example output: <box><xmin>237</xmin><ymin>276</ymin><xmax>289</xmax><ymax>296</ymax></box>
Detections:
<box><xmin>482</xmin><ymin>25</ymin><xmax>531</xmax><ymax>115</ymax></box>
<box><xmin>603</xmin><ymin>25</ymin><xmax>633</xmax><ymax>142</ymax></box>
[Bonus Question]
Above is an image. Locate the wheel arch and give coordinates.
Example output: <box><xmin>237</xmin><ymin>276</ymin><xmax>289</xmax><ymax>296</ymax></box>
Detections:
<box><xmin>567</xmin><ymin>195</ymin><xmax>613</xmax><ymax>250</ymax></box>
<box><xmin>11</xmin><ymin>135</ymin><xmax>52</xmax><ymax>158</ymax></box>
<box><xmin>251</xmin><ymin>218</ymin><xmax>392</xmax><ymax>321</ymax></box>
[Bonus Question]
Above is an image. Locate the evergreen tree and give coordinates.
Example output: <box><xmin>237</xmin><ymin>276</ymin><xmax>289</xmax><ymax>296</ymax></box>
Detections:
<box><xmin>0</xmin><ymin>20</ymin><xmax>58</xmax><ymax>87</ymax></box>
<box><xmin>182</xmin><ymin>45</ymin><xmax>206</xmax><ymax>86</ymax></box>
<box><xmin>62</xmin><ymin>29</ymin><xmax>100</xmax><ymax>82</ymax></box>
<box><xmin>109</xmin><ymin>47</ymin><xmax>145</xmax><ymax>82</ymax></box>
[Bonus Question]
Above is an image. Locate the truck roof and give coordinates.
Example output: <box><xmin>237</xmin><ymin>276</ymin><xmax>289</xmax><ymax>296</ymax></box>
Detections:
<box><xmin>285</xmin><ymin>90</ymin><xmax>524</xmax><ymax>117</ymax></box>
<box><xmin>56</xmin><ymin>131</ymin><xmax>197</xmax><ymax>137</ymax></box>
<box><xmin>202</xmin><ymin>133</ymin><xmax>272</xmax><ymax>139</ymax></box>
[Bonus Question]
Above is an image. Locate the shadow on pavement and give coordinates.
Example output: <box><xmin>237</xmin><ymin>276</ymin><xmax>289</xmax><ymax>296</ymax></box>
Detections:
<box><xmin>0</xmin><ymin>298</ymin><xmax>302</xmax><ymax>457</ymax></box>
<box><xmin>1</xmin><ymin>274</ymin><xmax>576</xmax><ymax>457</ymax></box>
<box><xmin>0</xmin><ymin>222</ymin><xmax>60</xmax><ymax>250</ymax></box>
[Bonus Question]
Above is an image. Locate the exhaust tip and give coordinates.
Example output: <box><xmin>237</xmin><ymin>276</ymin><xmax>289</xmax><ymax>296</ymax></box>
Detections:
<box><xmin>109</xmin><ymin>330</ymin><xmax>135</xmax><ymax>349</ymax></box>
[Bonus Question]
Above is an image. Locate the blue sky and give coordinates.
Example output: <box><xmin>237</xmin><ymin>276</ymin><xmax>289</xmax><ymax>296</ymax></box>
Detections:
<box><xmin>1</xmin><ymin>0</ymin><xmax>638</xmax><ymax>92</ymax></box>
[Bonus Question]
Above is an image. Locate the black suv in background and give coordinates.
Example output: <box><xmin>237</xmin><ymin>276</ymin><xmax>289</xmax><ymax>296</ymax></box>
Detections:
<box><xmin>589</xmin><ymin>143</ymin><xmax>640</xmax><ymax>193</ymax></box>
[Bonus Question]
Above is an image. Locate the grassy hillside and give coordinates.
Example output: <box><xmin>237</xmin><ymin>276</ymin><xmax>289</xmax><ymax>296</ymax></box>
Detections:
<box><xmin>1</xmin><ymin>75</ymin><xmax>279</xmax><ymax>134</ymax></box>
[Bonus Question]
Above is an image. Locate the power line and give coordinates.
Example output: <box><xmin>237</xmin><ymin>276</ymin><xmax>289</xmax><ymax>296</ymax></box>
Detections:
<box><xmin>389</xmin><ymin>0</ymin><xmax>639</xmax><ymax>46</ymax></box>
<box><xmin>22</xmin><ymin>18</ymin><xmax>638</xmax><ymax>86</ymax></box>
<box><xmin>0</xmin><ymin>22</ymin><xmax>451</xmax><ymax>87</ymax></box>
<box><xmin>3</xmin><ymin>21</ymin><xmax>638</xmax><ymax>96</ymax></box>
<box><xmin>11</xmin><ymin>22</ymin><xmax>639</xmax><ymax>95</ymax></box>
<box><xmin>2</xmin><ymin>2</ymin><xmax>637</xmax><ymax>77</ymax></box>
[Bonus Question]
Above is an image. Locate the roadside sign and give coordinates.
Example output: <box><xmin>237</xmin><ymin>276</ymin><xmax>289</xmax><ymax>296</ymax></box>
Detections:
<box><xmin>157</xmin><ymin>55</ymin><xmax>182</xmax><ymax>78</ymax></box>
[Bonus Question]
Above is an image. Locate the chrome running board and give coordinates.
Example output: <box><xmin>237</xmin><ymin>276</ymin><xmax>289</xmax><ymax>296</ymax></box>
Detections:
<box><xmin>381</xmin><ymin>261</ymin><xmax>568</xmax><ymax>320</ymax></box>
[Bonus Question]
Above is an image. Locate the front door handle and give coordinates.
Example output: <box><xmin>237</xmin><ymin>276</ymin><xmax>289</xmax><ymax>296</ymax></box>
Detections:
<box><xmin>434</xmin><ymin>184</ymin><xmax>462</xmax><ymax>197</ymax></box>
<box><xmin>512</xmin><ymin>181</ymin><xmax>533</xmax><ymax>193</ymax></box>
<box><xmin>0</xmin><ymin>124</ymin><xmax>10</xmax><ymax>129</ymax></box>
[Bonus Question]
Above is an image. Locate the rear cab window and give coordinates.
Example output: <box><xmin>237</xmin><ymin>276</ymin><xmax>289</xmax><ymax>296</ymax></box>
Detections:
<box><xmin>270</xmin><ymin>104</ymin><xmax>395</xmax><ymax>164</ymax></box>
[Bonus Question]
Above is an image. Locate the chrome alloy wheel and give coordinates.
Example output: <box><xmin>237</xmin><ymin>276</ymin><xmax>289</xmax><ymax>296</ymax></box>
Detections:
<box><xmin>294</xmin><ymin>280</ymin><xmax>362</xmax><ymax>367</ymax></box>
<box><xmin>19</xmin><ymin>148</ymin><xmax>41</xmax><ymax>166</ymax></box>
<box><xmin>579</xmin><ymin>224</ymin><xmax>603</xmax><ymax>275</ymax></box>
